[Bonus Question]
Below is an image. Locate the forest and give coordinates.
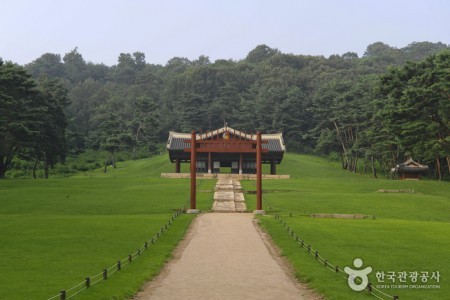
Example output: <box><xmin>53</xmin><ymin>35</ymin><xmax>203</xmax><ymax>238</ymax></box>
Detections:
<box><xmin>0</xmin><ymin>41</ymin><xmax>449</xmax><ymax>179</ymax></box>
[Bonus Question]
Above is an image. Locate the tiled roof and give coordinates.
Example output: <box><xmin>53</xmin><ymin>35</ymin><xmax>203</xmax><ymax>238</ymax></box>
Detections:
<box><xmin>167</xmin><ymin>126</ymin><xmax>285</xmax><ymax>152</ymax></box>
<box><xmin>394</xmin><ymin>158</ymin><xmax>429</xmax><ymax>174</ymax></box>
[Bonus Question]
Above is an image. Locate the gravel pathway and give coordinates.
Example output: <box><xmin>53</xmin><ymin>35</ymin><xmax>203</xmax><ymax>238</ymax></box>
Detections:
<box><xmin>133</xmin><ymin>213</ymin><xmax>318</xmax><ymax>300</ymax></box>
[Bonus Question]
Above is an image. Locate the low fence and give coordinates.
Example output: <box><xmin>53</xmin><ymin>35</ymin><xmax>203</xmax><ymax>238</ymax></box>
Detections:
<box><xmin>46</xmin><ymin>205</ymin><xmax>187</xmax><ymax>300</ymax></box>
<box><xmin>271</xmin><ymin>212</ymin><xmax>399</xmax><ymax>300</ymax></box>
<box><xmin>257</xmin><ymin>188</ymin><xmax>398</xmax><ymax>300</ymax></box>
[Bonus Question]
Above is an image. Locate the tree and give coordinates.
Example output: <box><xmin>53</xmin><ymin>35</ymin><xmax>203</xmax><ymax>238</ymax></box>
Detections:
<box><xmin>377</xmin><ymin>50</ymin><xmax>450</xmax><ymax>179</ymax></box>
<box><xmin>402</xmin><ymin>42</ymin><xmax>448</xmax><ymax>61</ymax></box>
<box><xmin>192</xmin><ymin>55</ymin><xmax>211</xmax><ymax>66</ymax></box>
<box><xmin>97</xmin><ymin>112</ymin><xmax>131</xmax><ymax>172</ymax></box>
<box><xmin>0</xmin><ymin>61</ymin><xmax>43</xmax><ymax>178</ymax></box>
<box><xmin>32</xmin><ymin>77</ymin><xmax>69</xmax><ymax>178</ymax></box>
<box><xmin>66</xmin><ymin>78</ymin><xmax>109</xmax><ymax>151</ymax></box>
<box><xmin>246</xmin><ymin>44</ymin><xmax>280</xmax><ymax>64</ymax></box>
<box><xmin>178</xmin><ymin>93</ymin><xmax>208</xmax><ymax>132</ymax></box>
<box><xmin>207</xmin><ymin>82</ymin><xmax>238</xmax><ymax>129</ymax></box>
<box><xmin>129</xmin><ymin>96</ymin><xmax>160</xmax><ymax>157</ymax></box>
<box><xmin>274</xmin><ymin>86</ymin><xmax>313</xmax><ymax>152</ymax></box>
<box><xmin>342</xmin><ymin>52</ymin><xmax>359</xmax><ymax>60</ymax></box>
<box><xmin>25</xmin><ymin>53</ymin><xmax>65</xmax><ymax>79</ymax></box>
<box><xmin>110</xmin><ymin>52</ymin><xmax>147</xmax><ymax>84</ymax></box>
<box><xmin>5</xmin><ymin>42</ymin><xmax>449</xmax><ymax>178</ymax></box>
<box><xmin>63</xmin><ymin>47</ymin><xmax>87</xmax><ymax>83</ymax></box>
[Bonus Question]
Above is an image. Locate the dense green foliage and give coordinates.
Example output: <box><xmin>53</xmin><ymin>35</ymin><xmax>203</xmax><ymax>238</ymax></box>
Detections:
<box><xmin>243</xmin><ymin>153</ymin><xmax>450</xmax><ymax>299</ymax></box>
<box><xmin>0</xmin><ymin>60</ymin><xmax>69</xmax><ymax>178</ymax></box>
<box><xmin>377</xmin><ymin>52</ymin><xmax>450</xmax><ymax>179</ymax></box>
<box><xmin>1</xmin><ymin>41</ymin><xmax>449</xmax><ymax>178</ymax></box>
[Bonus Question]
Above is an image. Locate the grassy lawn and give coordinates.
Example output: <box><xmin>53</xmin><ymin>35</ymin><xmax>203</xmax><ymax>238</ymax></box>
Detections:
<box><xmin>1</xmin><ymin>152</ymin><xmax>448</xmax><ymax>299</ymax></box>
<box><xmin>243</xmin><ymin>153</ymin><xmax>450</xmax><ymax>299</ymax></box>
<box><xmin>0</xmin><ymin>154</ymin><xmax>215</xmax><ymax>300</ymax></box>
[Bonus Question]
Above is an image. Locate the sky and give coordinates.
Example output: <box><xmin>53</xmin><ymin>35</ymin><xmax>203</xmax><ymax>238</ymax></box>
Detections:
<box><xmin>1</xmin><ymin>0</ymin><xmax>449</xmax><ymax>66</ymax></box>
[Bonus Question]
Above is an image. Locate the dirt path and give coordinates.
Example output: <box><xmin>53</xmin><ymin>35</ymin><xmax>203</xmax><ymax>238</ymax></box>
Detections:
<box><xmin>133</xmin><ymin>213</ymin><xmax>318</xmax><ymax>300</ymax></box>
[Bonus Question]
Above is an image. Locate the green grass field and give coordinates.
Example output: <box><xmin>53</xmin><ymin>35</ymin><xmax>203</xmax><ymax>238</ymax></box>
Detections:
<box><xmin>0</xmin><ymin>155</ymin><xmax>215</xmax><ymax>300</ymax></box>
<box><xmin>0</xmin><ymin>153</ymin><xmax>448</xmax><ymax>299</ymax></box>
<box><xmin>243</xmin><ymin>153</ymin><xmax>450</xmax><ymax>299</ymax></box>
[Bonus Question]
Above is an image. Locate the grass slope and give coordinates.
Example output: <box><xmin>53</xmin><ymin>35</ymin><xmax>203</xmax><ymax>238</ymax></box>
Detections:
<box><xmin>243</xmin><ymin>153</ymin><xmax>450</xmax><ymax>299</ymax></box>
<box><xmin>1</xmin><ymin>152</ymin><xmax>448</xmax><ymax>299</ymax></box>
<box><xmin>0</xmin><ymin>154</ymin><xmax>214</xmax><ymax>300</ymax></box>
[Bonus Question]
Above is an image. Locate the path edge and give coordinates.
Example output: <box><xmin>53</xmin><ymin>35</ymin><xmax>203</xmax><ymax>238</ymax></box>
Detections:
<box><xmin>130</xmin><ymin>214</ymin><xmax>201</xmax><ymax>299</ymax></box>
<box><xmin>252</xmin><ymin>216</ymin><xmax>325</xmax><ymax>300</ymax></box>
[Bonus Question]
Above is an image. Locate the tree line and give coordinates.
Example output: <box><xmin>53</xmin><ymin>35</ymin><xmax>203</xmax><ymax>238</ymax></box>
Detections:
<box><xmin>1</xmin><ymin>41</ymin><xmax>449</xmax><ymax>179</ymax></box>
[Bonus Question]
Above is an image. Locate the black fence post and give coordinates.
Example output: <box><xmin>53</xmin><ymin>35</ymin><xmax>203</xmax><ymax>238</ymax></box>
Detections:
<box><xmin>85</xmin><ymin>277</ymin><xmax>90</xmax><ymax>288</ymax></box>
<box><xmin>117</xmin><ymin>260</ymin><xmax>121</xmax><ymax>271</ymax></box>
<box><xmin>103</xmin><ymin>269</ymin><xmax>107</xmax><ymax>280</ymax></box>
<box><xmin>336</xmin><ymin>266</ymin><xmax>339</xmax><ymax>273</ymax></box>
<box><xmin>60</xmin><ymin>290</ymin><xmax>66</xmax><ymax>300</ymax></box>
<box><xmin>128</xmin><ymin>254</ymin><xmax>132</xmax><ymax>263</ymax></box>
<box><xmin>367</xmin><ymin>282</ymin><xmax>372</xmax><ymax>292</ymax></box>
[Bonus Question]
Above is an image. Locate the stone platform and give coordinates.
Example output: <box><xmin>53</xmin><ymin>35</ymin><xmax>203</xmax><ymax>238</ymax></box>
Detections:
<box><xmin>161</xmin><ymin>173</ymin><xmax>290</xmax><ymax>180</ymax></box>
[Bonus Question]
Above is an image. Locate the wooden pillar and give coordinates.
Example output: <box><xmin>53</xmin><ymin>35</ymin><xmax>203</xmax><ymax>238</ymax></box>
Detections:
<box><xmin>270</xmin><ymin>159</ymin><xmax>276</xmax><ymax>175</ymax></box>
<box><xmin>256</xmin><ymin>131</ymin><xmax>262</xmax><ymax>210</ymax></box>
<box><xmin>175</xmin><ymin>158</ymin><xmax>181</xmax><ymax>173</ymax></box>
<box><xmin>239</xmin><ymin>153</ymin><xmax>243</xmax><ymax>174</ymax></box>
<box><xmin>190</xmin><ymin>131</ymin><xmax>196</xmax><ymax>209</ymax></box>
<box><xmin>208</xmin><ymin>152</ymin><xmax>212</xmax><ymax>174</ymax></box>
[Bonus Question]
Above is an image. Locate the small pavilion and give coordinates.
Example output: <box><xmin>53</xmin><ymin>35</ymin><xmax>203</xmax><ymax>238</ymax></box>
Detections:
<box><xmin>391</xmin><ymin>158</ymin><xmax>429</xmax><ymax>180</ymax></box>
<box><xmin>166</xmin><ymin>126</ymin><xmax>285</xmax><ymax>175</ymax></box>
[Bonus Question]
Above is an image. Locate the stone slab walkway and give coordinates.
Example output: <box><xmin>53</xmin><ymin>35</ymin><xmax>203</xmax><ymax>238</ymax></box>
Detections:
<box><xmin>133</xmin><ymin>213</ymin><xmax>314</xmax><ymax>300</ymax></box>
<box><xmin>212</xmin><ymin>179</ymin><xmax>246</xmax><ymax>212</ymax></box>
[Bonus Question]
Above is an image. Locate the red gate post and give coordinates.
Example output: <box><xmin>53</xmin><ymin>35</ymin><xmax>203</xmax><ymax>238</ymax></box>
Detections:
<box><xmin>254</xmin><ymin>131</ymin><xmax>265</xmax><ymax>214</ymax></box>
<box><xmin>188</xmin><ymin>131</ymin><xmax>199</xmax><ymax>213</ymax></box>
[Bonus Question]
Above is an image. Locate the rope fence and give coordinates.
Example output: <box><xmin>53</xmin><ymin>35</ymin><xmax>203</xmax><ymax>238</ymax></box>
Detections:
<box><xmin>249</xmin><ymin>183</ymin><xmax>399</xmax><ymax>300</ymax></box>
<box><xmin>46</xmin><ymin>209</ymin><xmax>184</xmax><ymax>300</ymax></box>
<box><xmin>271</xmin><ymin>212</ymin><xmax>399</xmax><ymax>300</ymax></box>
<box><xmin>45</xmin><ymin>178</ymin><xmax>204</xmax><ymax>300</ymax></box>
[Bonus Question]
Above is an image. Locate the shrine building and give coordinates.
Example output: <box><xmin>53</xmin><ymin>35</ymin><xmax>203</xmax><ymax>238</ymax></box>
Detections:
<box><xmin>391</xmin><ymin>158</ymin><xmax>429</xmax><ymax>180</ymax></box>
<box><xmin>166</xmin><ymin>126</ymin><xmax>285</xmax><ymax>174</ymax></box>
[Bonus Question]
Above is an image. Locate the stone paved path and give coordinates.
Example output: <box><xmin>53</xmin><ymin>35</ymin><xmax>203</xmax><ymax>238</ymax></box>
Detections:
<box><xmin>212</xmin><ymin>179</ymin><xmax>246</xmax><ymax>212</ymax></box>
<box><xmin>133</xmin><ymin>213</ymin><xmax>312</xmax><ymax>300</ymax></box>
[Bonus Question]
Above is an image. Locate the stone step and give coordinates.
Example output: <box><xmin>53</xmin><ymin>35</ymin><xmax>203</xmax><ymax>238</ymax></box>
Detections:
<box><xmin>212</xmin><ymin>179</ymin><xmax>247</xmax><ymax>212</ymax></box>
<box><xmin>214</xmin><ymin>186</ymin><xmax>234</xmax><ymax>191</ymax></box>
<box><xmin>234</xmin><ymin>193</ymin><xmax>245</xmax><ymax>202</ymax></box>
<box><xmin>235</xmin><ymin>202</ymin><xmax>246</xmax><ymax>212</ymax></box>
<box><xmin>214</xmin><ymin>191</ymin><xmax>235</xmax><ymax>200</ymax></box>
<box><xmin>212</xmin><ymin>200</ymin><xmax>236</xmax><ymax>212</ymax></box>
